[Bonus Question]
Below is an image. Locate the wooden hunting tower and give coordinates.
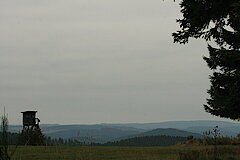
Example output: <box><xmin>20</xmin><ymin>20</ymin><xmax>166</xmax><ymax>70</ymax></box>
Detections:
<box><xmin>20</xmin><ymin>111</ymin><xmax>45</xmax><ymax>145</ymax></box>
<box><xmin>21</xmin><ymin>111</ymin><xmax>40</xmax><ymax>130</ymax></box>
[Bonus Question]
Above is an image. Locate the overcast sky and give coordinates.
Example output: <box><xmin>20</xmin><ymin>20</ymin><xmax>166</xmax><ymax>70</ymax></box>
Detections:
<box><xmin>0</xmin><ymin>0</ymin><xmax>232</xmax><ymax>125</ymax></box>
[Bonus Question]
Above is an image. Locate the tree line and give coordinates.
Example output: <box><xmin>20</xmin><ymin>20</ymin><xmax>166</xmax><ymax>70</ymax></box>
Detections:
<box><xmin>0</xmin><ymin>131</ymin><xmax>84</xmax><ymax>146</ymax></box>
<box><xmin>93</xmin><ymin>135</ymin><xmax>187</xmax><ymax>147</ymax></box>
<box><xmin>1</xmin><ymin>131</ymin><xmax>189</xmax><ymax>146</ymax></box>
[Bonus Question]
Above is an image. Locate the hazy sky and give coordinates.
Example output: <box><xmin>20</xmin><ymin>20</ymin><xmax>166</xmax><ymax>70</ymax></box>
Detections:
<box><xmin>0</xmin><ymin>0</ymin><xmax>231</xmax><ymax>125</ymax></box>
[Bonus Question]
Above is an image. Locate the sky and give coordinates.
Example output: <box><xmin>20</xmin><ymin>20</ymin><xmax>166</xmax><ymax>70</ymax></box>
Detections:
<box><xmin>0</xmin><ymin>0</ymin><xmax>232</xmax><ymax>125</ymax></box>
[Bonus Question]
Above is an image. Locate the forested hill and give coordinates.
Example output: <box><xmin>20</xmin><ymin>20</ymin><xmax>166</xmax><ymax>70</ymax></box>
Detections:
<box><xmin>138</xmin><ymin>128</ymin><xmax>202</xmax><ymax>138</ymax></box>
<box><xmin>8</xmin><ymin>120</ymin><xmax>240</xmax><ymax>143</ymax></box>
<box><xmin>96</xmin><ymin>135</ymin><xmax>187</xmax><ymax>146</ymax></box>
<box><xmin>113</xmin><ymin>128</ymin><xmax>202</xmax><ymax>142</ymax></box>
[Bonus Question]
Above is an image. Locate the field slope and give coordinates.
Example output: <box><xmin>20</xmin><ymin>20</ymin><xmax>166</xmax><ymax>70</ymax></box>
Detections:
<box><xmin>11</xmin><ymin>145</ymin><xmax>240</xmax><ymax>160</ymax></box>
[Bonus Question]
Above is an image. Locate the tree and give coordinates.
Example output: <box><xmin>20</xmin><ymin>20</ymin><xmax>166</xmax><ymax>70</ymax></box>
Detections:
<box><xmin>173</xmin><ymin>0</ymin><xmax>240</xmax><ymax>120</ymax></box>
<box><xmin>0</xmin><ymin>110</ymin><xmax>11</xmax><ymax>160</ymax></box>
<box><xmin>0</xmin><ymin>109</ymin><xmax>19</xmax><ymax>160</ymax></box>
<box><xmin>19</xmin><ymin>129</ymin><xmax>45</xmax><ymax>145</ymax></box>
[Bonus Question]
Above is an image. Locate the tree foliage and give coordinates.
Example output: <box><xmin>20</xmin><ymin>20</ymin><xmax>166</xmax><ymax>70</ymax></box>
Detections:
<box><xmin>173</xmin><ymin>0</ymin><xmax>240</xmax><ymax>120</ymax></box>
<box><xmin>0</xmin><ymin>111</ymin><xmax>11</xmax><ymax>160</ymax></box>
<box><xmin>93</xmin><ymin>135</ymin><xmax>187</xmax><ymax>146</ymax></box>
<box><xmin>19</xmin><ymin>129</ymin><xmax>46</xmax><ymax>145</ymax></box>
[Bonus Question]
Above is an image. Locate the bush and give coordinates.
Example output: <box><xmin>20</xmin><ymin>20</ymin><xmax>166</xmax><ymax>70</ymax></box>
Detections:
<box><xmin>178</xmin><ymin>149</ymin><xmax>238</xmax><ymax>160</ymax></box>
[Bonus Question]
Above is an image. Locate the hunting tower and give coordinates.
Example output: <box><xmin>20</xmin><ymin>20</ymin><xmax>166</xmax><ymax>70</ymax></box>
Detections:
<box><xmin>21</xmin><ymin>111</ymin><xmax>40</xmax><ymax>131</ymax></box>
<box><xmin>20</xmin><ymin>111</ymin><xmax>45</xmax><ymax>145</ymax></box>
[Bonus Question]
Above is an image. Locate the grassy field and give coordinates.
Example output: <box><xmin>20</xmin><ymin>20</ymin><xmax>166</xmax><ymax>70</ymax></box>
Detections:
<box><xmin>9</xmin><ymin>145</ymin><xmax>240</xmax><ymax>160</ymax></box>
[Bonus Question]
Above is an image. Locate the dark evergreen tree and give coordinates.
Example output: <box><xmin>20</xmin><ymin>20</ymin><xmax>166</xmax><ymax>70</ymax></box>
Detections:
<box><xmin>19</xmin><ymin>129</ymin><xmax>45</xmax><ymax>145</ymax></box>
<box><xmin>173</xmin><ymin>0</ymin><xmax>240</xmax><ymax>120</ymax></box>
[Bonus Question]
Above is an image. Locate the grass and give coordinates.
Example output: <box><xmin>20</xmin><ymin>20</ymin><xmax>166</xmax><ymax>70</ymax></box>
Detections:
<box><xmin>9</xmin><ymin>145</ymin><xmax>240</xmax><ymax>160</ymax></box>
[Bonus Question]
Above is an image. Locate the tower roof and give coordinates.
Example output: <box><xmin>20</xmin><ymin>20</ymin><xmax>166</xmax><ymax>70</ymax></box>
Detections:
<box><xmin>21</xmin><ymin>111</ymin><xmax>37</xmax><ymax>114</ymax></box>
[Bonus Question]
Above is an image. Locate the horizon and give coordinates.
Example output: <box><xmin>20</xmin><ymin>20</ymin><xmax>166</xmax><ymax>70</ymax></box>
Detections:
<box><xmin>9</xmin><ymin>118</ymin><xmax>237</xmax><ymax>126</ymax></box>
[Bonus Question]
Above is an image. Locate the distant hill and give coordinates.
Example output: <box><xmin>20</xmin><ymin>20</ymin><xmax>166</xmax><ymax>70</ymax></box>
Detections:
<box><xmin>43</xmin><ymin>125</ymin><xmax>145</xmax><ymax>143</ymax></box>
<box><xmin>113</xmin><ymin>128</ymin><xmax>202</xmax><ymax>141</ymax></box>
<box><xmin>9</xmin><ymin>124</ymin><xmax>145</xmax><ymax>143</ymax></box>
<box><xmin>137</xmin><ymin>128</ymin><xmax>202</xmax><ymax>138</ymax></box>
<box><xmin>102</xmin><ymin>120</ymin><xmax>240</xmax><ymax>137</ymax></box>
<box><xmin>98</xmin><ymin>135</ymin><xmax>187</xmax><ymax>146</ymax></box>
<box><xmin>8</xmin><ymin>120</ymin><xmax>240</xmax><ymax>143</ymax></box>
<box><xmin>102</xmin><ymin>120</ymin><xmax>239</xmax><ymax>129</ymax></box>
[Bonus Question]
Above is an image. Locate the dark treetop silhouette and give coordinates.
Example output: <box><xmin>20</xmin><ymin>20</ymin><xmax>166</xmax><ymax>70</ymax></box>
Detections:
<box><xmin>173</xmin><ymin>0</ymin><xmax>240</xmax><ymax>120</ymax></box>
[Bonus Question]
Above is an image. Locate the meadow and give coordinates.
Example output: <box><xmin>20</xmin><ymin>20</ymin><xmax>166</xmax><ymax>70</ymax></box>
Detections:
<box><xmin>10</xmin><ymin>145</ymin><xmax>240</xmax><ymax>160</ymax></box>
